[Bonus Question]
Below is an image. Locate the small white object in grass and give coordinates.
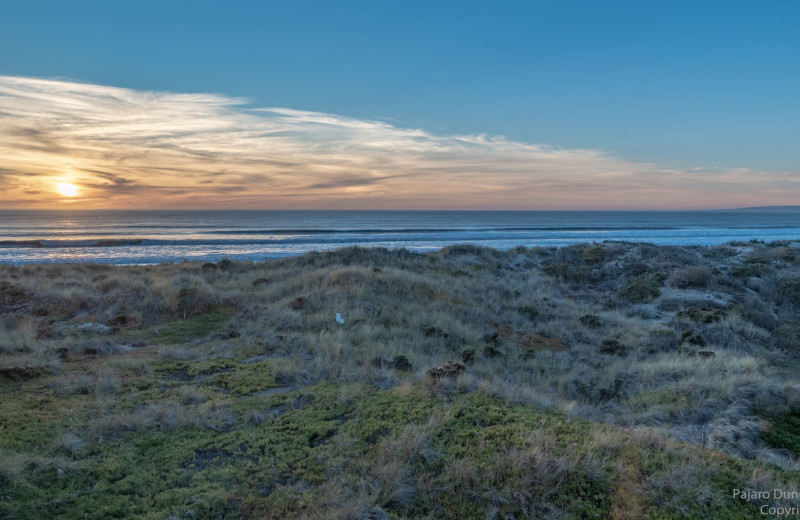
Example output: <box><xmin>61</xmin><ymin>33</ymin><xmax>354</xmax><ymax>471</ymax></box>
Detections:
<box><xmin>335</xmin><ymin>313</ymin><xmax>344</xmax><ymax>324</ymax></box>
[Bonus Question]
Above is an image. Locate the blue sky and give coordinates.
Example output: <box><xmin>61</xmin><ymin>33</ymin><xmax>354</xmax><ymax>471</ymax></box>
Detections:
<box><xmin>1</xmin><ymin>1</ymin><xmax>799</xmax><ymax>209</ymax></box>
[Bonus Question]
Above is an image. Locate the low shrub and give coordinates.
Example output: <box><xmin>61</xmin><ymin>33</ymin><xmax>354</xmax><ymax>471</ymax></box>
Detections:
<box><xmin>543</xmin><ymin>262</ymin><xmax>594</xmax><ymax>283</ymax></box>
<box><xmin>763</xmin><ymin>413</ymin><xmax>800</xmax><ymax>457</ymax></box>
<box><xmin>731</xmin><ymin>263</ymin><xmax>774</xmax><ymax>279</ymax></box>
<box><xmin>670</xmin><ymin>267</ymin><xmax>711</xmax><ymax>289</ymax></box>
<box><xmin>675</xmin><ymin>306</ymin><xmax>725</xmax><ymax>324</ymax></box>
<box><xmin>582</xmin><ymin>245</ymin><xmax>606</xmax><ymax>264</ymax></box>
<box><xmin>0</xmin><ymin>281</ymin><xmax>29</xmax><ymax>311</ymax></box>
<box><xmin>778</xmin><ymin>277</ymin><xmax>800</xmax><ymax>307</ymax></box>
<box><xmin>620</xmin><ymin>273</ymin><xmax>665</xmax><ymax>303</ymax></box>
<box><xmin>648</xmin><ymin>326</ymin><xmax>680</xmax><ymax>351</ymax></box>
<box><xmin>599</xmin><ymin>339</ymin><xmax>628</xmax><ymax>355</ymax></box>
<box><xmin>170</xmin><ymin>277</ymin><xmax>217</xmax><ymax>317</ymax></box>
<box><xmin>776</xmin><ymin>320</ymin><xmax>800</xmax><ymax>351</ymax></box>
<box><xmin>579</xmin><ymin>314</ymin><xmax>602</xmax><ymax>328</ymax></box>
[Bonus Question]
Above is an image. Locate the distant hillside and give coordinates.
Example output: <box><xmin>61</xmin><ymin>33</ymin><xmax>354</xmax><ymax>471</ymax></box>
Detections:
<box><xmin>726</xmin><ymin>205</ymin><xmax>800</xmax><ymax>211</ymax></box>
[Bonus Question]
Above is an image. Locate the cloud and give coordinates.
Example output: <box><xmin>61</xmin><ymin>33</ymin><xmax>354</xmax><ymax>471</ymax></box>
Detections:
<box><xmin>0</xmin><ymin>75</ymin><xmax>798</xmax><ymax>209</ymax></box>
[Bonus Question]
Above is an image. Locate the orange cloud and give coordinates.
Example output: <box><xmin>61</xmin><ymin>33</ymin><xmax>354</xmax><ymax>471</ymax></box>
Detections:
<box><xmin>1</xmin><ymin>75</ymin><xmax>798</xmax><ymax>209</ymax></box>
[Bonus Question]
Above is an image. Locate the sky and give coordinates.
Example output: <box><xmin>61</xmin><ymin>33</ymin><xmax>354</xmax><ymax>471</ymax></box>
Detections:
<box><xmin>1</xmin><ymin>0</ymin><xmax>799</xmax><ymax>210</ymax></box>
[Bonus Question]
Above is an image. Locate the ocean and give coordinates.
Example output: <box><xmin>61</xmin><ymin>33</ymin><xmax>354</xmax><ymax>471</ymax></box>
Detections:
<box><xmin>1</xmin><ymin>209</ymin><xmax>799</xmax><ymax>264</ymax></box>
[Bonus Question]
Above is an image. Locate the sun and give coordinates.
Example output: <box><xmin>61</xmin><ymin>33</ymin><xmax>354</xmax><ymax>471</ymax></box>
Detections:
<box><xmin>55</xmin><ymin>182</ymin><xmax>79</xmax><ymax>197</ymax></box>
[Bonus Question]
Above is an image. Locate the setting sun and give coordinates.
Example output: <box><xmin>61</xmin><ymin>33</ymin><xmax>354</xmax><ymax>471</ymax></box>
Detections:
<box><xmin>55</xmin><ymin>182</ymin><xmax>79</xmax><ymax>197</ymax></box>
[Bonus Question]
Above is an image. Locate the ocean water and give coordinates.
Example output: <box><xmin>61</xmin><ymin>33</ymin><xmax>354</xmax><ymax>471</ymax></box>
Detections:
<box><xmin>1</xmin><ymin>209</ymin><xmax>799</xmax><ymax>264</ymax></box>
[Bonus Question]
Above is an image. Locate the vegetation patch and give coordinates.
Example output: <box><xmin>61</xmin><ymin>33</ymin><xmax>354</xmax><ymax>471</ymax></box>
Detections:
<box><xmin>0</xmin><ymin>364</ymin><xmax>45</xmax><ymax>381</ymax></box>
<box><xmin>598</xmin><ymin>339</ymin><xmax>629</xmax><ymax>355</ymax></box>
<box><xmin>763</xmin><ymin>412</ymin><xmax>800</xmax><ymax>457</ymax></box>
<box><xmin>132</xmin><ymin>306</ymin><xmax>235</xmax><ymax>345</ymax></box>
<box><xmin>670</xmin><ymin>266</ymin><xmax>711</xmax><ymax>288</ymax></box>
<box><xmin>579</xmin><ymin>314</ymin><xmax>602</xmax><ymax>328</ymax></box>
<box><xmin>776</xmin><ymin>320</ymin><xmax>800</xmax><ymax>351</ymax></box>
<box><xmin>778</xmin><ymin>277</ymin><xmax>800</xmax><ymax>307</ymax></box>
<box><xmin>620</xmin><ymin>272</ymin><xmax>665</xmax><ymax>303</ymax></box>
<box><xmin>519</xmin><ymin>334</ymin><xmax>567</xmax><ymax>358</ymax></box>
<box><xmin>732</xmin><ymin>262</ymin><xmax>774</xmax><ymax>279</ymax></box>
<box><xmin>186</xmin><ymin>359</ymin><xmax>238</xmax><ymax>377</ymax></box>
<box><xmin>582</xmin><ymin>245</ymin><xmax>606</xmax><ymax>264</ymax></box>
<box><xmin>207</xmin><ymin>360</ymin><xmax>278</xmax><ymax>395</ymax></box>
<box><xmin>3</xmin><ymin>243</ymin><xmax>800</xmax><ymax>518</ymax></box>
<box><xmin>675</xmin><ymin>306</ymin><xmax>726</xmax><ymax>323</ymax></box>
<box><xmin>0</xmin><ymin>281</ymin><xmax>29</xmax><ymax>311</ymax></box>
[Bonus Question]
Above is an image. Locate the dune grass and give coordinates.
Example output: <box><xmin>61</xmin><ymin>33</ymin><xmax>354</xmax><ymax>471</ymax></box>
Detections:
<box><xmin>2</xmin><ymin>241</ymin><xmax>800</xmax><ymax>518</ymax></box>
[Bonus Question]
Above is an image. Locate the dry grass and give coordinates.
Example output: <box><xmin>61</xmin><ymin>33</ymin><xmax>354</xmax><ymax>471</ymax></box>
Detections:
<box><xmin>3</xmin><ymin>241</ymin><xmax>800</xmax><ymax>518</ymax></box>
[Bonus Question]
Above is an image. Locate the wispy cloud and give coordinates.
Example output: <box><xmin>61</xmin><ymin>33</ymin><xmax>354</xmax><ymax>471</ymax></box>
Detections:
<box><xmin>0</xmin><ymin>75</ymin><xmax>797</xmax><ymax>209</ymax></box>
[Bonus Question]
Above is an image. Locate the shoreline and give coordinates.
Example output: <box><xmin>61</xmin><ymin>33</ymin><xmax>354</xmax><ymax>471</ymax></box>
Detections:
<box><xmin>1</xmin><ymin>238</ymin><xmax>800</xmax><ymax>266</ymax></box>
<box><xmin>3</xmin><ymin>209</ymin><xmax>800</xmax><ymax>265</ymax></box>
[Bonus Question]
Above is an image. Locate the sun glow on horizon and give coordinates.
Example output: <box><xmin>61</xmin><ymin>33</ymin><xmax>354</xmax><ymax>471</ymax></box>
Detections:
<box><xmin>2</xmin><ymin>76</ymin><xmax>799</xmax><ymax>210</ymax></box>
<box><xmin>55</xmin><ymin>182</ymin><xmax>79</xmax><ymax>197</ymax></box>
